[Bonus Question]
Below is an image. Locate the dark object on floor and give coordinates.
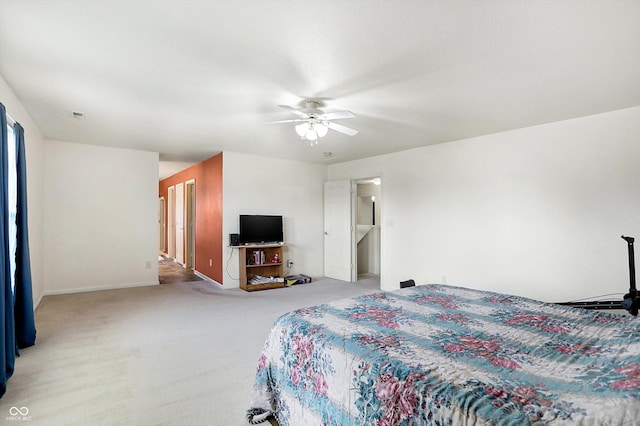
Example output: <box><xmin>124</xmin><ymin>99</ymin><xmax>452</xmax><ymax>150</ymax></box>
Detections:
<box><xmin>400</xmin><ymin>279</ymin><xmax>415</xmax><ymax>288</ymax></box>
<box><xmin>285</xmin><ymin>274</ymin><xmax>312</xmax><ymax>286</ymax></box>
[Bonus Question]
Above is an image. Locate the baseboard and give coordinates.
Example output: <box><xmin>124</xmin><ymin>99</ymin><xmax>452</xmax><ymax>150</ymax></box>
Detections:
<box><xmin>44</xmin><ymin>280</ymin><xmax>159</xmax><ymax>296</ymax></box>
<box><xmin>34</xmin><ymin>293</ymin><xmax>44</xmax><ymax>311</ymax></box>
<box><xmin>193</xmin><ymin>270</ymin><xmax>224</xmax><ymax>288</ymax></box>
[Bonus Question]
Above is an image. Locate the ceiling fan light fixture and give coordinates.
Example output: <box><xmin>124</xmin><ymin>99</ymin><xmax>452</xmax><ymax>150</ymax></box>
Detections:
<box><xmin>316</xmin><ymin>122</ymin><xmax>329</xmax><ymax>138</ymax></box>
<box><xmin>305</xmin><ymin>128</ymin><xmax>318</xmax><ymax>141</ymax></box>
<box><xmin>269</xmin><ymin>100</ymin><xmax>357</xmax><ymax>143</ymax></box>
<box><xmin>295</xmin><ymin>123</ymin><xmax>308</xmax><ymax>137</ymax></box>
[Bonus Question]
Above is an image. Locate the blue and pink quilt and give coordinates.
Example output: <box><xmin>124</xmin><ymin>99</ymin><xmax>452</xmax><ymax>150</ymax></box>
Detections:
<box><xmin>248</xmin><ymin>284</ymin><xmax>640</xmax><ymax>425</ymax></box>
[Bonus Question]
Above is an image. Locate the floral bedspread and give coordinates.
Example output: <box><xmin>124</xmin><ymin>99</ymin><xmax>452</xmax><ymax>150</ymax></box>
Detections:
<box><xmin>247</xmin><ymin>284</ymin><xmax>640</xmax><ymax>425</ymax></box>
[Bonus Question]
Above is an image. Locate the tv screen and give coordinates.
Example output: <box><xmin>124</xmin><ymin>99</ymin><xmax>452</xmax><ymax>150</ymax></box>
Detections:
<box><xmin>239</xmin><ymin>215</ymin><xmax>283</xmax><ymax>244</ymax></box>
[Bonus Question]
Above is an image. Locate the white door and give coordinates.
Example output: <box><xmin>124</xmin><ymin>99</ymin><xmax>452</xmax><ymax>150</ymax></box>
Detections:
<box><xmin>175</xmin><ymin>183</ymin><xmax>185</xmax><ymax>265</ymax></box>
<box><xmin>324</xmin><ymin>180</ymin><xmax>353</xmax><ymax>281</ymax></box>
<box><xmin>168</xmin><ymin>186</ymin><xmax>175</xmax><ymax>258</ymax></box>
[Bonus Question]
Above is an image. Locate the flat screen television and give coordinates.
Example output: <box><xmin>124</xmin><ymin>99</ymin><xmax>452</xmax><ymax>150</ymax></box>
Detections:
<box><xmin>239</xmin><ymin>215</ymin><xmax>283</xmax><ymax>245</ymax></box>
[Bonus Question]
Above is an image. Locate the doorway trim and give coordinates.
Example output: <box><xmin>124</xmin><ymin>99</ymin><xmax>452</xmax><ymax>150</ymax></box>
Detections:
<box><xmin>167</xmin><ymin>186</ymin><xmax>175</xmax><ymax>258</ymax></box>
<box><xmin>158</xmin><ymin>196</ymin><xmax>166</xmax><ymax>252</ymax></box>
<box><xmin>353</xmin><ymin>176</ymin><xmax>382</xmax><ymax>283</ymax></box>
<box><xmin>185</xmin><ymin>179</ymin><xmax>196</xmax><ymax>269</ymax></box>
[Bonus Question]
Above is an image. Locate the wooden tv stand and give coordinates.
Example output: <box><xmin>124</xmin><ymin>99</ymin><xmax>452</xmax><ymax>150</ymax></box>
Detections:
<box><xmin>238</xmin><ymin>243</ymin><xmax>285</xmax><ymax>291</ymax></box>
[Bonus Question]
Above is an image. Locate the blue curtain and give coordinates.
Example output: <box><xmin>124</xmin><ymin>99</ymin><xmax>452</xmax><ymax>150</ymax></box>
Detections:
<box><xmin>0</xmin><ymin>102</ymin><xmax>16</xmax><ymax>398</ymax></box>
<box><xmin>13</xmin><ymin>123</ymin><xmax>36</xmax><ymax>349</ymax></box>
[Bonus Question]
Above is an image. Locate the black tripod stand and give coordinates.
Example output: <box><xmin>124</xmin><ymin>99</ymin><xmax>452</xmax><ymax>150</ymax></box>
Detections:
<box><xmin>621</xmin><ymin>235</ymin><xmax>639</xmax><ymax>316</ymax></box>
<box><xmin>557</xmin><ymin>235</ymin><xmax>638</xmax><ymax>316</ymax></box>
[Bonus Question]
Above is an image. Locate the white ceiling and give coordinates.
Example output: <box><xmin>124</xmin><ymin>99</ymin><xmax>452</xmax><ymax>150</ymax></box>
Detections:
<box><xmin>1</xmin><ymin>1</ymin><xmax>639</xmax><ymax>178</ymax></box>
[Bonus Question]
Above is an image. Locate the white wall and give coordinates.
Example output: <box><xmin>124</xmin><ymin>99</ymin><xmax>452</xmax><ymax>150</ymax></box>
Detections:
<box><xmin>222</xmin><ymin>151</ymin><xmax>327</xmax><ymax>287</ymax></box>
<box><xmin>329</xmin><ymin>107</ymin><xmax>640</xmax><ymax>302</ymax></box>
<box><xmin>0</xmin><ymin>75</ymin><xmax>46</xmax><ymax>307</ymax></box>
<box><xmin>44</xmin><ymin>140</ymin><xmax>159</xmax><ymax>294</ymax></box>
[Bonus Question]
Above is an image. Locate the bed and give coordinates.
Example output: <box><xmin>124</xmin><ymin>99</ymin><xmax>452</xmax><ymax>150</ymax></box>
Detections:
<box><xmin>247</xmin><ymin>284</ymin><xmax>640</xmax><ymax>425</ymax></box>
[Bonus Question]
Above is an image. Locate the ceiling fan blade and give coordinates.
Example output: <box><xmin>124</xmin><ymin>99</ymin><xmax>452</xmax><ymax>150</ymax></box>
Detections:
<box><xmin>328</xmin><ymin>121</ymin><xmax>358</xmax><ymax>136</ymax></box>
<box><xmin>320</xmin><ymin>110</ymin><xmax>355</xmax><ymax>120</ymax></box>
<box><xmin>262</xmin><ymin>119</ymin><xmax>305</xmax><ymax>124</ymax></box>
<box><xmin>278</xmin><ymin>105</ymin><xmax>307</xmax><ymax>118</ymax></box>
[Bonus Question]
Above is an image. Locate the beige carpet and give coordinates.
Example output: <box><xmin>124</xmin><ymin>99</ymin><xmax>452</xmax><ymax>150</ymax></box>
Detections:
<box><xmin>0</xmin><ymin>275</ymin><xmax>380</xmax><ymax>425</ymax></box>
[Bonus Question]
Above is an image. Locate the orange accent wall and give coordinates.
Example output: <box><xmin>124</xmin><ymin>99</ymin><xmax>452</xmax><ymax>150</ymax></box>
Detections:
<box><xmin>159</xmin><ymin>153</ymin><xmax>223</xmax><ymax>284</ymax></box>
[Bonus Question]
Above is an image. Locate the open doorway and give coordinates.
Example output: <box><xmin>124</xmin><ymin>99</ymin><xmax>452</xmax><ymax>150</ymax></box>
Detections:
<box><xmin>355</xmin><ymin>178</ymin><xmax>381</xmax><ymax>283</ymax></box>
<box><xmin>323</xmin><ymin>177</ymin><xmax>381</xmax><ymax>287</ymax></box>
<box><xmin>158</xmin><ymin>179</ymin><xmax>202</xmax><ymax>284</ymax></box>
<box><xmin>159</xmin><ymin>179</ymin><xmax>200</xmax><ymax>284</ymax></box>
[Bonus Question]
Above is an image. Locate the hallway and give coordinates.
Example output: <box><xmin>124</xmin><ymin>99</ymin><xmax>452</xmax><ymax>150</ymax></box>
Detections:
<box><xmin>158</xmin><ymin>254</ymin><xmax>202</xmax><ymax>284</ymax></box>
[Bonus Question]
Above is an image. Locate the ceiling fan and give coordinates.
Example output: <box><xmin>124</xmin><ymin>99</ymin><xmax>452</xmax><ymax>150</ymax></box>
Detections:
<box><xmin>264</xmin><ymin>100</ymin><xmax>358</xmax><ymax>144</ymax></box>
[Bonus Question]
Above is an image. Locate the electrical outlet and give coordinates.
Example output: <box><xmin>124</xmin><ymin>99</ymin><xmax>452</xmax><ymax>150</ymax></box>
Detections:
<box><xmin>287</xmin><ymin>260</ymin><xmax>294</xmax><ymax>268</ymax></box>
